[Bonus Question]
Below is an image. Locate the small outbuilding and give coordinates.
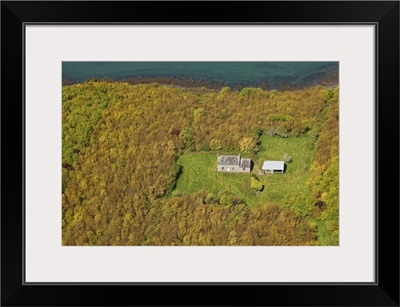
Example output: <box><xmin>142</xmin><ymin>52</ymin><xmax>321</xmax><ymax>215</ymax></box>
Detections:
<box><xmin>261</xmin><ymin>160</ymin><xmax>285</xmax><ymax>174</ymax></box>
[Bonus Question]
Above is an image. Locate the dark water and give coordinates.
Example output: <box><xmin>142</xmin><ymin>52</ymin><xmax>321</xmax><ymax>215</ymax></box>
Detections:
<box><xmin>62</xmin><ymin>62</ymin><xmax>338</xmax><ymax>90</ymax></box>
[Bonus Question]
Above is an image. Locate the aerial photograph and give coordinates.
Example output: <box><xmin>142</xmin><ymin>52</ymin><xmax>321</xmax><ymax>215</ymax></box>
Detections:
<box><xmin>62</xmin><ymin>62</ymin><xmax>339</xmax><ymax>246</ymax></box>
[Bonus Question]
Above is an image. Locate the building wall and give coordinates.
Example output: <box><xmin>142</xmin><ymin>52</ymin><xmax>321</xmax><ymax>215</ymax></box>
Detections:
<box><xmin>262</xmin><ymin>169</ymin><xmax>284</xmax><ymax>174</ymax></box>
<box><xmin>217</xmin><ymin>165</ymin><xmax>250</xmax><ymax>173</ymax></box>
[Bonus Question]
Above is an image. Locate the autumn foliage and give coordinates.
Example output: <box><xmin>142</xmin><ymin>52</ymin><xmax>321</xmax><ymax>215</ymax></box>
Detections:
<box><xmin>62</xmin><ymin>80</ymin><xmax>338</xmax><ymax>246</ymax></box>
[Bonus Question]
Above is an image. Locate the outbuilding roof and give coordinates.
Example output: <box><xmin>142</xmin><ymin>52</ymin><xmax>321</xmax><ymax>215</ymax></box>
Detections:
<box><xmin>240</xmin><ymin>158</ymin><xmax>251</xmax><ymax>168</ymax></box>
<box><xmin>261</xmin><ymin>160</ymin><xmax>285</xmax><ymax>171</ymax></box>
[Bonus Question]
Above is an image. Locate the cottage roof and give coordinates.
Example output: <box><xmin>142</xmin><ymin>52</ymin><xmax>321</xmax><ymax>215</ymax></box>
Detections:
<box><xmin>261</xmin><ymin>160</ymin><xmax>284</xmax><ymax>171</ymax></box>
<box><xmin>217</xmin><ymin>155</ymin><xmax>240</xmax><ymax>166</ymax></box>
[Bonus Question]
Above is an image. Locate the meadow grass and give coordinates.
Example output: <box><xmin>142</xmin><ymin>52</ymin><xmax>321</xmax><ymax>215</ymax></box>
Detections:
<box><xmin>174</xmin><ymin>134</ymin><xmax>316</xmax><ymax>209</ymax></box>
<box><xmin>174</xmin><ymin>153</ymin><xmax>254</xmax><ymax>201</ymax></box>
<box><xmin>254</xmin><ymin>135</ymin><xmax>316</xmax><ymax>209</ymax></box>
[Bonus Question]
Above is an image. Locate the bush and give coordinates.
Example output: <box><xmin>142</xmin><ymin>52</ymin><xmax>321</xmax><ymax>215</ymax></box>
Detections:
<box><xmin>250</xmin><ymin>125</ymin><xmax>263</xmax><ymax>139</ymax></box>
<box><xmin>283</xmin><ymin>153</ymin><xmax>292</xmax><ymax>163</ymax></box>
<box><xmin>291</xmin><ymin>128</ymin><xmax>300</xmax><ymax>137</ymax></box>
<box><xmin>219</xmin><ymin>194</ymin><xmax>233</xmax><ymax>206</ymax></box>
<box><xmin>199</xmin><ymin>143</ymin><xmax>211</xmax><ymax>151</ymax></box>
<box><xmin>250</xmin><ymin>177</ymin><xmax>263</xmax><ymax>191</ymax></box>
<box><xmin>205</xmin><ymin>193</ymin><xmax>216</xmax><ymax>204</ymax></box>
<box><xmin>193</xmin><ymin>108</ymin><xmax>205</xmax><ymax>120</ymax></box>
<box><xmin>220</xmin><ymin>86</ymin><xmax>231</xmax><ymax>93</ymax></box>
<box><xmin>265</xmin><ymin>126</ymin><xmax>288</xmax><ymax>138</ymax></box>
<box><xmin>240</xmin><ymin>87</ymin><xmax>257</xmax><ymax>96</ymax></box>
<box><xmin>180</xmin><ymin>127</ymin><xmax>195</xmax><ymax>150</ymax></box>
<box><xmin>275</xmin><ymin>126</ymin><xmax>288</xmax><ymax>138</ymax></box>
<box><xmin>210</xmin><ymin>139</ymin><xmax>222</xmax><ymax>151</ymax></box>
<box><xmin>171</xmin><ymin>190</ymin><xmax>182</xmax><ymax>197</ymax></box>
<box><xmin>239</xmin><ymin>136</ymin><xmax>258</xmax><ymax>153</ymax></box>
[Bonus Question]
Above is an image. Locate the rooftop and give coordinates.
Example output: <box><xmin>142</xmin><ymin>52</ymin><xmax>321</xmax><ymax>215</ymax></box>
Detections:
<box><xmin>240</xmin><ymin>158</ymin><xmax>251</xmax><ymax>168</ymax></box>
<box><xmin>217</xmin><ymin>155</ymin><xmax>240</xmax><ymax>166</ymax></box>
<box><xmin>261</xmin><ymin>160</ymin><xmax>285</xmax><ymax>171</ymax></box>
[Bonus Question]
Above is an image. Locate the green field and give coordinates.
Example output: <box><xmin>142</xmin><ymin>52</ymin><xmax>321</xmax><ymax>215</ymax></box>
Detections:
<box><xmin>173</xmin><ymin>135</ymin><xmax>316</xmax><ymax>211</ymax></box>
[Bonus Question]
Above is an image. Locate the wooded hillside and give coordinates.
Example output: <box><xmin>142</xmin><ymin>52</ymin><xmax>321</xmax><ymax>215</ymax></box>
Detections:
<box><xmin>62</xmin><ymin>81</ymin><xmax>338</xmax><ymax>246</ymax></box>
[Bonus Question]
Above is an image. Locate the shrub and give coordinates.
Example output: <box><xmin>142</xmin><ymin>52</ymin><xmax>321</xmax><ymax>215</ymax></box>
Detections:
<box><xmin>205</xmin><ymin>193</ymin><xmax>216</xmax><ymax>204</ymax></box>
<box><xmin>250</xmin><ymin>177</ymin><xmax>263</xmax><ymax>191</ymax></box>
<box><xmin>199</xmin><ymin>143</ymin><xmax>211</xmax><ymax>151</ymax></box>
<box><xmin>219</xmin><ymin>194</ymin><xmax>233</xmax><ymax>206</ymax></box>
<box><xmin>250</xmin><ymin>125</ymin><xmax>263</xmax><ymax>139</ymax></box>
<box><xmin>291</xmin><ymin>128</ymin><xmax>300</xmax><ymax>137</ymax></box>
<box><xmin>275</xmin><ymin>126</ymin><xmax>288</xmax><ymax>138</ymax></box>
<box><xmin>209</xmin><ymin>139</ymin><xmax>222</xmax><ymax>151</ymax></box>
<box><xmin>180</xmin><ymin>127</ymin><xmax>195</xmax><ymax>150</ymax></box>
<box><xmin>193</xmin><ymin>108</ymin><xmax>205</xmax><ymax>120</ymax></box>
<box><xmin>240</xmin><ymin>87</ymin><xmax>257</xmax><ymax>96</ymax></box>
<box><xmin>283</xmin><ymin>153</ymin><xmax>292</xmax><ymax>163</ymax></box>
<box><xmin>239</xmin><ymin>136</ymin><xmax>258</xmax><ymax>153</ymax></box>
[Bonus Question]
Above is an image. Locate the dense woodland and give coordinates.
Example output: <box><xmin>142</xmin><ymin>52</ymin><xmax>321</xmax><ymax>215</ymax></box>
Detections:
<box><xmin>62</xmin><ymin>80</ymin><xmax>339</xmax><ymax>246</ymax></box>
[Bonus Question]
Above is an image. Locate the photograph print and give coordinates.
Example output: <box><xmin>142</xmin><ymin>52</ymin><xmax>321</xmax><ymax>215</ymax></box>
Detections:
<box><xmin>62</xmin><ymin>62</ymin><xmax>339</xmax><ymax>246</ymax></box>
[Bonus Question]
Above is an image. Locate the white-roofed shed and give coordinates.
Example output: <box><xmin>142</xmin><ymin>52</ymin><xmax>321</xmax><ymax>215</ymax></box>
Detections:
<box><xmin>261</xmin><ymin>160</ymin><xmax>285</xmax><ymax>174</ymax></box>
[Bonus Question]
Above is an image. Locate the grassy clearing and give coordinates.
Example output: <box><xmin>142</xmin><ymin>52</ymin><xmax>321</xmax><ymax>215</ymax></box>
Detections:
<box><xmin>173</xmin><ymin>134</ymin><xmax>316</xmax><ymax>209</ymax></box>
<box><xmin>174</xmin><ymin>153</ymin><xmax>254</xmax><ymax>202</ymax></box>
<box><xmin>254</xmin><ymin>135</ymin><xmax>316</xmax><ymax>210</ymax></box>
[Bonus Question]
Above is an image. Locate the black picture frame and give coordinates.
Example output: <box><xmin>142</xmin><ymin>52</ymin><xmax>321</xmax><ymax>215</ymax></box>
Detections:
<box><xmin>1</xmin><ymin>1</ymin><xmax>399</xmax><ymax>306</ymax></box>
